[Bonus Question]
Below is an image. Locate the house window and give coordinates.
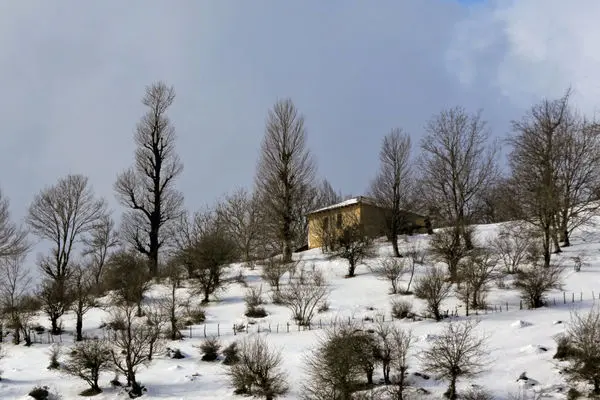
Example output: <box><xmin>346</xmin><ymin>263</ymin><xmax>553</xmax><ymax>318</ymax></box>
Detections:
<box><xmin>336</xmin><ymin>213</ymin><xmax>342</xmax><ymax>228</ymax></box>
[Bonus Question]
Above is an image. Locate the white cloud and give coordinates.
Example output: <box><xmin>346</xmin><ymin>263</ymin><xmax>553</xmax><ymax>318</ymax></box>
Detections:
<box><xmin>447</xmin><ymin>0</ymin><xmax>600</xmax><ymax>116</ymax></box>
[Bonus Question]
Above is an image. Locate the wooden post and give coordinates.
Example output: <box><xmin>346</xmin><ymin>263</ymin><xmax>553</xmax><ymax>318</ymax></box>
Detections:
<box><xmin>203</xmin><ymin>324</ymin><xmax>206</xmax><ymax>338</ymax></box>
<box><xmin>580</xmin><ymin>292</ymin><xmax>583</xmax><ymax>302</ymax></box>
<box><xmin>217</xmin><ymin>324</ymin><xmax>220</xmax><ymax>337</ymax></box>
<box><xmin>564</xmin><ymin>292</ymin><xmax>566</xmax><ymax>304</ymax></box>
<box><xmin>593</xmin><ymin>291</ymin><xmax>595</xmax><ymax>302</ymax></box>
<box><xmin>553</xmin><ymin>298</ymin><xmax>556</xmax><ymax>306</ymax></box>
<box><xmin>287</xmin><ymin>322</ymin><xmax>290</xmax><ymax>333</ymax></box>
<box><xmin>506</xmin><ymin>302</ymin><xmax>508</xmax><ymax>311</ymax></box>
<box><xmin>277</xmin><ymin>324</ymin><xmax>279</xmax><ymax>334</ymax></box>
<box><xmin>319</xmin><ymin>319</ymin><xmax>322</xmax><ymax>329</ymax></box>
<box><xmin>572</xmin><ymin>292</ymin><xmax>575</xmax><ymax>303</ymax></box>
<box><xmin>520</xmin><ymin>300</ymin><xmax>522</xmax><ymax>310</ymax></box>
<box><xmin>189</xmin><ymin>325</ymin><xmax>192</xmax><ymax>338</ymax></box>
<box><xmin>233</xmin><ymin>325</ymin><xmax>236</xmax><ymax>336</ymax></box>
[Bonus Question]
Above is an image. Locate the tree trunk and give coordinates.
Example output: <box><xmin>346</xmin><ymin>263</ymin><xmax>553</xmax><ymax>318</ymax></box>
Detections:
<box><xmin>406</xmin><ymin>263</ymin><xmax>415</xmax><ymax>292</ymax></box>
<box><xmin>51</xmin><ymin>315</ymin><xmax>60</xmax><ymax>335</ymax></box>
<box><xmin>562</xmin><ymin>229</ymin><xmax>571</xmax><ymax>247</ymax></box>
<box><xmin>446</xmin><ymin>377</ymin><xmax>457</xmax><ymax>399</ymax></box>
<box><xmin>76</xmin><ymin>312</ymin><xmax>83</xmax><ymax>341</ymax></box>
<box><xmin>366</xmin><ymin>368</ymin><xmax>374</xmax><ymax>385</ymax></box>
<box><xmin>12</xmin><ymin>326</ymin><xmax>20</xmax><ymax>345</ymax></box>
<box><xmin>383</xmin><ymin>363</ymin><xmax>391</xmax><ymax>384</ymax></box>
<box><xmin>136</xmin><ymin>302</ymin><xmax>143</xmax><ymax>317</ymax></box>
<box><xmin>347</xmin><ymin>262</ymin><xmax>356</xmax><ymax>278</ymax></box>
<box><xmin>543</xmin><ymin>225</ymin><xmax>551</xmax><ymax>268</ymax></box>
<box><xmin>391</xmin><ymin>234</ymin><xmax>400</xmax><ymax>257</ymax></box>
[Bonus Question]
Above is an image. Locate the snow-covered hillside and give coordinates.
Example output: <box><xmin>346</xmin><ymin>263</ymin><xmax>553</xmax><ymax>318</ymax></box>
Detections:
<box><xmin>3</xmin><ymin>218</ymin><xmax>600</xmax><ymax>400</ymax></box>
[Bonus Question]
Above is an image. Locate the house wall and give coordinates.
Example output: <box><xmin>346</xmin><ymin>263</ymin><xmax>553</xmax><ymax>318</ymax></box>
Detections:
<box><xmin>307</xmin><ymin>204</ymin><xmax>361</xmax><ymax>249</ymax></box>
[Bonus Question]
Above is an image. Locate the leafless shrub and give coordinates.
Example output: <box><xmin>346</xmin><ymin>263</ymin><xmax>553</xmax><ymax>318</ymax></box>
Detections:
<box><xmin>406</xmin><ymin>241</ymin><xmax>427</xmax><ymax>265</ymax></box>
<box><xmin>199</xmin><ymin>337</ymin><xmax>221</xmax><ymax>362</ymax></box>
<box><xmin>456</xmin><ymin>249</ymin><xmax>498</xmax><ymax>312</ymax></box>
<box><xmin>144</xmin><ymin>306</ymin><xmax>167</xmax><ymax>361</ymax></box>
<box><xmin>261</xmin><ymin>257</ymin><xmax>288</xmax><ymax>292</ymax></box>
<box><xmin>47</xmin><ymin>343</ymin><xmax>61</xmax><ymax>370</ymax></box>
<box><xmin>414</xmin><ymin>266</ymin><xmax>452</xmax><ymax>321</ymax></box>
<box><xmin>226</xmin><ymin>334</ymin><xmax>288</xmax><ymax>399</ymax></box>
<box><xmin>572</xmin><ymin>256</ymin><xmax>583</xmax><ymax>272</ymax></box>
<box><xmin>62</xmin><ymin>338</ymin><xmax>112</xmax><ymax>395</ymax></box>
<box><xmin>391</xmin><ymin>299</ymin><xmax>413</xmax><ymax>319</ymax></box>
<box><xmin>388</xmin><ymin>327</ymin><xmax>414</xmax><ymax>399</ymax></box>
<box><xmin>514</xmin><ymin>263</ymin><xmax>563</xmax><ymax>308</ymax></box>
<box><xmin>223</xmin><ymin>342</ymin><xmax>240</xmax><ymax>365</ymax></box>
<box><xmin>491</xmin><ymin>223</ymin><xmax>537</xmax><ymax>274</ymax></box>
<box><xmin>372</xmin><ymin>257</ymin><xmax>408</xmax><ymax>294</ymax></box>
<box><xmin>419</xmin><ymin>319</ymin><xmax>489</xmax><ymax>400</ymax></box>
<box><xmin>0</xmin><ymin>254</ymin><xmax>32</xmax><ymax>345</ymax></box>
<box><xmin>280</xmin><ymin>270</ymin><xmax>329</xmax><ymax>326</ymax></box>
<box><xmin>245</xmin><ymin>286</ymin><xmax>267</xmax><ymax>318</ymax></box>
<box><xmin>302</xmin><ymin>321</ymin><xmax>376</xmax><ymax>400</ymax></box>
<box><xmin>462</xmin><ymin>387</ymin><xmax>494</xmax><ymax>400</ymax></box>
<box><xmin>559</xmin><ymin>306</ymin><xmax>600</xmax><ymax>395</ymax></box>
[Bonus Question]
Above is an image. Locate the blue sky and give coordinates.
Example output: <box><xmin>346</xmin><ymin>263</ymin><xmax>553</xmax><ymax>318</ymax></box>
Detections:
<box><xmin>0</xmin><ymin>0</ymin><xmax>598</xmax><ymax>228</ymax></box>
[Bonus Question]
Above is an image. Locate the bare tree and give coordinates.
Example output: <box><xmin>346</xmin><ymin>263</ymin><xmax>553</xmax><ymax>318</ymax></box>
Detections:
<box><xmin>217</xmin><ymin>188</ymin><xmax>262</xmax><ymax>266</ymax></box>
<box><xmin>508</xmin><ymin>91</ymin><xmax>571</xmax><ymax>267</ymax></box>
<box><xmin>227</xmin><ymin>335</ymin><xmax>288</xmax><ymax>400</ymax></box>
<box><xmin>429</xmin><ymin>227</ymin><xmax>470</xmax><ymax>282</ymax></box>
<box><xmin>81</xmin><ymin>214</ymin><xmax>119</xmax><ymax>286</ymax></box>
<box><xmin>104</xmin><ymin>250</ymin><xmax>151</xmax><ymax>316</ymax></box>
<box><xmin>38</xmin><ymin>277</ymin><xmax>72</xmax><ymax>335</ymax></box>
<box><xmin>414</xmin><ymin>266</ymin><xmax>452</xmax><ymax>321</ymax></box>
<box><xmin>0</xmin><ymin>188</ymin><xmax>29</xmax><ymax>259</ymax></box>
<box><xmin>302</xmin><ymin>321</ymin><xmax>373</xmax><ymax>400</ymax></box>
<box><xmin>420</xmin><ymin>107</ymin><xmax>498</xmax><ymax>250</ymax></box>
<box><xmin>514</xmin><ymin>263</ymin><xmax>562</xmax><ymax>308</ymax></box>
<box><xmin>281</xmin><ymin>268</ymin><xmax>329</xmax><ymax>326</ymax></box>
<box><xmin>491</xmin><ymin>222</ymin><xmax>537</xmax><ymax>274</ymax></box>
<box><xmin>313</xmin><ymin>179</ymin><xmax>343</xmax><ymax>209</ymax></box>
<box><xmin>333</xmin><ymin>221</ymin><xmax>375</xmax><ymax>278</ymax></box>
<box><xmin>159</xmin><ymin>261</ymin><xmax>186</xmax><ymax>340</ymax></box>
<box><xmin>371</xmin><ymin>257</ymin><xmax>409</xmax><ymax>295</ymax></box>
<box><xmin>108</xmin><ymin>301</ymin><xmax>155</xmax><ymax>397</ymax></box>
<box><xmin>71</xmin><ymin>265</ymin><xmax>97</xmax><ymax>341</ymax></box>
<box><xmin>456</xmin><ymin>249</ymin><xmax>498</xmax><ymax>312</ymax></box>
<box><xmin>0</xmin><ymin>254</ymin><xmax>32</xmax><ymax>344</ymax></box>
<box><xmin>558</xmin><ymin>306</ymin><xmax>600</xmax><ymax>395</ymax></box>
<box><xmin>419</xmin><ymin>319</ymin><xmax>489</xmax><ymax>400</ymax></box>
<box><xmin>115</xmin><ymin>82</ymin><xmax>184</xmax><ymax>276</ymax></box>
<box><xmin>62</xmin><ymin>338</ymin><xmax>112</xmax><ymax>395</ymax></box>
<box><xmin>27</xmin><ymin>174</ymin><xmax>106</xmax><ymax>334</ymax></box>
<box><xmin>261</xmin><ymin>257</ymin><xmax>289</xmax><ymax>293</ymax></box>
<box><xmin>255</xmin><ymin>98</ymin><xmax>316</xmax><ymax>262</ymax></box>
<box><xmin>388</xmin><ymin>327</ymin><xmax>413</xmax><ymax>399</ymax></box>
<box><xmin>555</xmin><ymin>117</ymin><xmax>600</xmax><ymax>247</ymax></box>
<box><xmin>370</xmin><ymin>128</ymin><xmax>413</xmax><ymax>257</ymax></box>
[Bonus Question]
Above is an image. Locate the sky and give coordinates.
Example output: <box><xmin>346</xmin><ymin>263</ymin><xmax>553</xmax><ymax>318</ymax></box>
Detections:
<box><xmin>1</xmin><ymin>0</ymin><xmax>599</xmax><ymax>232</ymax></box>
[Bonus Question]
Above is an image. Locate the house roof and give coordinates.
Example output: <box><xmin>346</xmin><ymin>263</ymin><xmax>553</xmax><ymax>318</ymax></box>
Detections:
<box><xmin>306</xmin><ymin>196</ymin><xmax>379</xmax><ymax>216</ymax></box>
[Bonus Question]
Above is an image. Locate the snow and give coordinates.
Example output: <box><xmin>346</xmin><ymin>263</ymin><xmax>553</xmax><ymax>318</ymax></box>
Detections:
<box><xmin>4</xmin><ymin>218</ymin><xmax>600</xmax><ymax>399</ymax></box>
<box><xmin>307</xmin><ymin>196</ymin><xmax>378</xmax><ymax>215</ymax></box>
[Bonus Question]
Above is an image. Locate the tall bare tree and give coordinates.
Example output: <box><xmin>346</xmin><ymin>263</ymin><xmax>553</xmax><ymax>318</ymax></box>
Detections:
<box><xmin>82</xmin><ymin>215</ymin><xmax>119</xmax><ymax>286</ymax></box>
<box><xmin>371</xmin><ymin>128</ymin><xmax>413</xmax><ymax>257</ymax></box>
<box><xmin>216</xmin><ymin>188</ymin><xmax>261</xmax><ymax>265</ymax></box>
<box><xmin>255</xmin><ymin>99</ymin><xmax>316</xmax><ymax>262</ymax></box>
<box><xmin>0</xmin><ymin>189</ymin><xmax>29</xmax><ymax>260</ymax></box>
<box><xmin>115</xmin><ymin>82</ymin><xmax>184</xmax><ymax>276</ymax></box>
<box><xmin>509</xmin><ymin>91</ymin><xmax>571</xmax><ymax>267</ymax></box>
<box><xmin>27</xmin><ymin>175</ymin><xmax>106</xmax><ymax>334</ymax></box>
<box><xmin>313</xmin><ymin>179</ymin><xmax>343</xmax><ymax>209</ymax></box>
<box><xmin>71</xmin><ymin>264</ymin><xmax>96</xmax><ymax>341</ymax></box>
<box><xmin>0</xmin><ymin>254</ymin><xmax>31</xmax><ymax>344</ymax></box>
<box><xmin>420</xmin><ymin>107</ymin><xmax>497</xmax><ymax>250</ymax></box>
<box><xmin>555</xmin><ymin>116</ymin><xmax>600</xmax><ymax>247</ymax></box>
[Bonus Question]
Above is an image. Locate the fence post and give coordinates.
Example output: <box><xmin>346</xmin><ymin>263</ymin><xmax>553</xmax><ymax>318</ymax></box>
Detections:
<box><xmin>233</xmin><ymin>325</ymin><xmax>236</xmax><ymax>336</ymax></box>
<box><xmin>287</xmin><ymin>322</ymin><xmax>290</xmax><ymax>333</ymax></box>
<box><xmin>203</xmin><ymin>324</ymin><xmax>206</xmax><ymax>338</ymax></box>
<box><xmin>319</xmin><ymin>319</ymin><xmax>322</xmax><ymax>329</ymax></box>
<box><xmin>572</xmin><ymin>292</ymin><xmax>575</xmax><ymax>303</ymax></box>
<box><xmin>520</xmin><ymin>300</ymin><xmax>522</xmax><ymax>310</ymax></box>
<box><xmin>564</xmin><ymin>292</ymin><xmax>566</xmax><ymax>304</ymax></box>
<box><xmin>277</xmin><ymin>324</ymin><xmax>279</xmax><ymax>334</ymax></box>
<box><xmin>217</xmin><ymin>324</ymin><xmax>220</xmax><ymax>337</ymax></box>
<box><xmin>580</xmin><ymin>292</ymin><xmax>583</xmax><ymax>302</ymax></box>
<box><xmin>506</xmin><ymin>302</ymin><xmax>508</xmax><ymax>311</ymax></box>
<box><xmin>593</xmin><ymin>291</ymin><xmax>596</xmax><ymax>302</ymax></box>
<box><xmin>553</xmin><ymin>298</ymin><xmax>556</xmax><ymax>306</ymax></box>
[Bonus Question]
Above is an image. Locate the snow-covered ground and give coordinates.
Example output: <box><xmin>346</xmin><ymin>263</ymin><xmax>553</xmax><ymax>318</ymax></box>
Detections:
<box><xmin>4</xmin><ymin>217</ymin><xmax>600</xmax><ymax>399</ymax></box>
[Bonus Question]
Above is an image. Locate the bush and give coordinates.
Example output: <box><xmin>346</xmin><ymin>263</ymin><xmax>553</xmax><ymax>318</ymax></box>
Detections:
<box><xmin>28</xmin><ymin>386</ymin><xmax>50</xmax><ymax>400</ymax></box>
<box><xmin>462</xmin><ymin>387</ymin><xmax>494</xmax><ymax>400</ymax></box>
<box><xmin>200</xmin><ymin>337</ymin><xmax>221</xmax><ymax>362</ymax></box>
<box><xmin>47</xmin><ymin>344</ymin><xmax>61</xmax><ymax>370</ymax></box>
<box><xmin>245</xmin><ymin>286</ymin><xmax>268</xmax><ymax>318</ymax></box>
<box><xmin>223</xmin><ymin>342</ymin><xmax>240</xmax><ymax>365</ymax></box>
<box><xmin>226</xmin><ymin>335</ymin><xmax>288</xmax><ymax>398</ymax></box>
<box><xmin>414</xmin><ymin>266</ymin><xmax>452</xmax><ymax>321</ymax></box>
<box><xmin>184</xmin><ymin>306</ymin><xmax>206</xmax><ymax>326</ymax></box>
<box><xmin>553</xmin><ymin>334</ymin><xmax>574</xmax><ymax>360</ymax></box>
<box><xmin>166</xmin><ymin>347</ymin><xmax>185</xmax><ymax>359</ymax></box>
<box><xmin>391</xmin><ymin>299</ymin><xmax>413</xmax><ymax>319</ymax></box>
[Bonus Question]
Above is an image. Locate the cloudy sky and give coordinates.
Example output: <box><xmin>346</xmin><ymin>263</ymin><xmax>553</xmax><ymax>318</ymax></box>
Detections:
<box><xmin>1</xmin><ymin>0</ymin><xmax>598</xmax><ymax>225</ymax></box>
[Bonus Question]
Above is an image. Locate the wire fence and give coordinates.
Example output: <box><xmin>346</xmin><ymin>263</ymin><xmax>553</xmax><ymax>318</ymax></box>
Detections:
<box><xmin>4</xmin><ymin>290</ymin><xmax>598</xmax><ymax>345</ymax></box>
